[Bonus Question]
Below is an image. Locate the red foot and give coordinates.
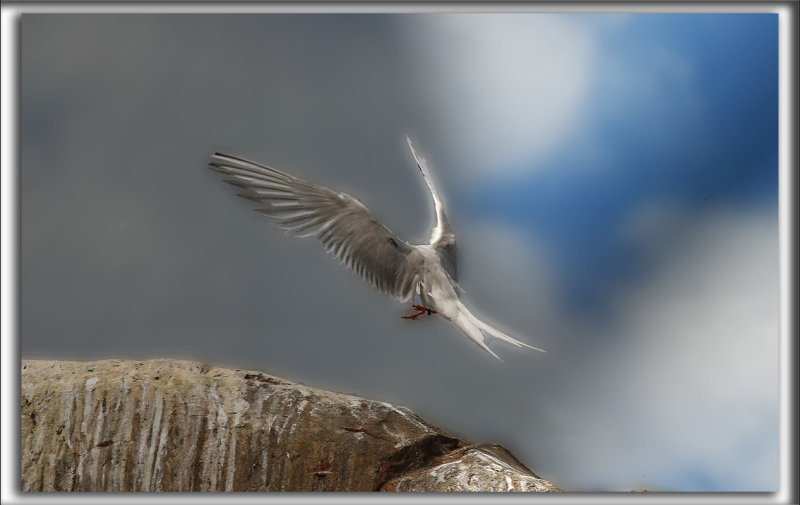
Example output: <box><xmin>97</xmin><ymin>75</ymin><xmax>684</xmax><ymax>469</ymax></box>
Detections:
<box><xmin>402</xmin><ymin>304</ymin><xmax>437</xmax><ymax>320</ymax></box>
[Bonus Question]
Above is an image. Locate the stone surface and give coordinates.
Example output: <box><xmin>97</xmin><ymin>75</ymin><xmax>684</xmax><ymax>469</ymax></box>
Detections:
<box><xmin>381</xmin><ymin>445</ymin><xmax>561</xmax><ymax>492</ymax></box>
<box><xmin>20</xmin><ymin>359</ymin><xmax>560</xmax><ymax>492</ymax></box>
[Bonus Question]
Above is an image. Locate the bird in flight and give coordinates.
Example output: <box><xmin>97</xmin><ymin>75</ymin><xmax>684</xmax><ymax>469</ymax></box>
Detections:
<box><xmin>209</xmin><ymin>137</ymin><xmax>544</xmax><ymax>360</ymax></box>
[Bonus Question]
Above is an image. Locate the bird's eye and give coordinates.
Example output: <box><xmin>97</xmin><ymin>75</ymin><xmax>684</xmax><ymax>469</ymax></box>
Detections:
<box><xmin>387</xmin><ymin>237</ymin><xmax>398</xmax><ymax>247</ymax></box>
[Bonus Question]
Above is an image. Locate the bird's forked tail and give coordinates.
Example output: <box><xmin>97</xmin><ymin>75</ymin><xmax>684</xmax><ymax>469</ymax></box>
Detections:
<box><xmin>449</xmin><ymin>300</ymin><xmax>545</xmax><ymax>361</ymax></box>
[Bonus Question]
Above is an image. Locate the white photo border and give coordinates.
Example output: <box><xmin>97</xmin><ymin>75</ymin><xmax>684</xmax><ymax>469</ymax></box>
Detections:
<box><xmin>2</xmin><ymin>2</ymin><xmax>796</xmax><ymax>504</ymax></box>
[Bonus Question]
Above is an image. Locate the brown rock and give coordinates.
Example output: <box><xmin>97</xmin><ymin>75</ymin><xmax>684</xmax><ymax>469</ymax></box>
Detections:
<box><xmin>20</xmin><ymin>359</ymin><xmax>561</xmax><ymax>492</ymax></box>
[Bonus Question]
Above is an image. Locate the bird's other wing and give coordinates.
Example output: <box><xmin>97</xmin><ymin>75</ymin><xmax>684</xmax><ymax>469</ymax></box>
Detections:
<box><xmin>405</xmin><ymin>136</ymin><xmax>458</xmax><ymax>282</ymax></box>
<box><xmin>210</xmin><ymin>153</ymin><xmax>418</xmax><ymax>302</ymax></box>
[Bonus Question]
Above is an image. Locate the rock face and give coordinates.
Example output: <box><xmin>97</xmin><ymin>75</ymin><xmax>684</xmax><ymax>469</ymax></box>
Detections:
<box><xmin>20</xmin><ymin>359</ymin><xmax>560</xmax><ymax>492</ymax></box>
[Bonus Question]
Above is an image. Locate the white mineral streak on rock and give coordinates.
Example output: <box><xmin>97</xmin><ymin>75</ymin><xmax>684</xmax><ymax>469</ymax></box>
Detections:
<box><xmin>85</xmin><ymin>376</ymin><xmax>99</xmax><ymax>390</ymax></box>
<box><xmin>233</xmin><ymin>397</ymin><xmax>250</xmax><ymax>418</ymax></box>
<box><xmin>261</xmin><ymin>412</ymin><xmax>276</xmax><ymax>491</ymax></box>
<box><xmin>40</xmin><ymin>405</ymin><xmax>55</xmax><ymax>491</ymax></box>
<box><xmin>134</xmin><ymin>383</ymin><xmax>150</xmax><ymax>491</ymax></box>
<box><xmin>275</xmin><ymin>393</ymin><xmax>296</xmax><ymax>445</ymax></box>
<box><xmin>62</xmin><ymin>386</ymin><xmax>76</xmax><ymax>449</ymax></box>
<box><xmin>347</xmin><ymin>398</ymin><xmax>364</xmax><ymax>411</ymax></box>
<box><xmin>224</xmin><ymin>397</ymin><xmax>249</xmax><ymax>491</ymax></box>
<box><xmin>142</xmin><ymin>387</ymin><xmax>163</xmax><ymax>491</ymax></box>
<box><xmin>89</xmin><ymin>390</ymin><xmax>105</xmax><ymax>487</ymax></box>
<box><xmin>81</xmin><ymin>379</ymin><xmax>95</xmax><ymax>436</ymax></box>
<box><xmin>74</xmin><ymin>375</ymin><xmax>94</xmax><ymax>488</ymax></box>
<box><xmin>201</xmin><ymin>381</ymin><xmax>229</xmax><ymax>491</ymax></box>
<box><xmin>384</xmin><ymin>446</ymin><xmax>561</xmax><ymax>492</ymax></box>
<box><xmin>382</xmin><ymin>421</ymin><xmax>410</xmax><ymax>449</ymax></box>
<box><xmin>288</xmin><ymin>397</ymin><xmax>308</xmax><ymax>442</ymax></box>
<box><xmin>152</xmin><ymin>392</ymin><xmax>171</xmax><ymax>490</ymax></box>
<box><xmin>385</xmin><ymin>403</ymin><xmax>429</xmax><ymax>431</ymax></box>
<box><xmin>110</xmin><ymin>387</ymin><xmax>128</xmax><ymax>489</ymax></box>
<box><xmin>208</xmin><ymin>382</ymin><xmax>228</xmax><ymax>424</ymax></box>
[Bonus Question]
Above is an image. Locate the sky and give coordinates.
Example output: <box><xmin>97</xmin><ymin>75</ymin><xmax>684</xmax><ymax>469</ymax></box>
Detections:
<box><xmin>17</xmin><ymin>13</ymin><xmax>780</xmax><ymax>492</ymax></box>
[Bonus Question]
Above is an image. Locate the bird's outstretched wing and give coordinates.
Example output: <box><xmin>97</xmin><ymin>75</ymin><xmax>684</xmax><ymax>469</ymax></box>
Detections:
<box><xmin>210</xmin><ymin>153</ymin><xmax>419</xmax><ymax>302</ymax></box>
<box><xmin>405</xmin><ymin>137</ymin><xmax>458</xmax><ymax>282</ymax></box>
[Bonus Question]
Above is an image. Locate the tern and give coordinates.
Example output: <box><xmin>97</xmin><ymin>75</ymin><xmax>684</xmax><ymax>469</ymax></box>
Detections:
<box><xmin>209</xmin><ymin>137</ymin><xmax>544</xmax><ymax>360</ymax></box>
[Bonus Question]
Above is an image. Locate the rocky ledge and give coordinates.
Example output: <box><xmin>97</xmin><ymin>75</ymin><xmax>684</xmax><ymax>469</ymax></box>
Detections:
<box><xmin>20</xmin><ymin>359</ymin><xmax>560</xmax><ymax>492</ymax></box>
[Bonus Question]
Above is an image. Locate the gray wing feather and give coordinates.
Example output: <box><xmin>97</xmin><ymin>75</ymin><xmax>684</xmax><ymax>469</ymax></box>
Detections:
<box><xmin>210</xmin><ymin>153</ymin><xmax>418</xmax><ymax>302</ymax></box>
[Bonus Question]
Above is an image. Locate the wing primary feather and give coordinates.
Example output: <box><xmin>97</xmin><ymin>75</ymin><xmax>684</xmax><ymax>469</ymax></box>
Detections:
<box><xmin>211</xmin><ymin>152</ymin><xmax>415</xmax><ymax>301</ymax></box>
<box><xmin>404</xmin><ymin>137</ymin><xmax>458</xmax><ymax>281</ymax></box>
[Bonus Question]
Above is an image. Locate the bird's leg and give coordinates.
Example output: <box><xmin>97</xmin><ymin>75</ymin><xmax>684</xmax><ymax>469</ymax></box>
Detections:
<box><xmin>402</xmin><ymin>304</ymin><xmax>437</xmax><ymax>320</ymax></box>
<box><xmin>402</xmin><ymin>305</ymin><xmax>427</xmax><ymax>320</ymax></box>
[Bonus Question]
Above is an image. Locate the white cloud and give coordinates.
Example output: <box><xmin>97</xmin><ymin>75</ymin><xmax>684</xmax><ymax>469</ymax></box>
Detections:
<box><xmin>585</xmin><ymin>207</ymin><xmax>779</xmax><ymax>490</ymax></box>
<box><xmin>408</xmin><ymin>14</ymin><xmax>705</xmax><ymax>182</ymax></box>
<box><xmin>410</xmin><ymin>15</ymin><xmax>596</xmax><ymax>175</ymax></box>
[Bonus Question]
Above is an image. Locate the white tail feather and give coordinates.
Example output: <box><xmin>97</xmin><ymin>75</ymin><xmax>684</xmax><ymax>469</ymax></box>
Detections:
<box><xmin>473</xmin><ymin>317</ymin><xmax>546</xmax><ymax>353</ymax></box>
<box><xmin>450</xmin><ymin>301</ymin><xmax>545</xmax><ymax>359</ymax></box>
<box><xmin>451</xmin><ymin>310</ymin><xmax>502</xmax><ymax>361</ymax></box>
